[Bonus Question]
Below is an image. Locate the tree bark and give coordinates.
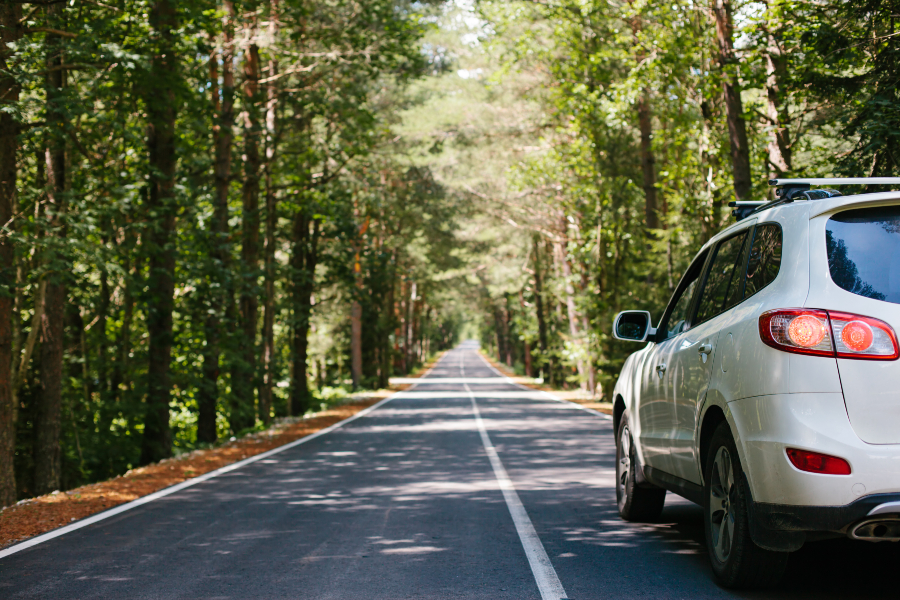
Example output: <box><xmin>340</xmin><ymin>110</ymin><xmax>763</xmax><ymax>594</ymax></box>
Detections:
<box><xmin>764</xmin><ymin>3</ymin><xmax>791</xmax><ymax>177</ymax></box>
<box><xmin>378</xmin><ymin>252</ymin><xmax>395</xmax><ymax>389</ymax></box>
<box><xmin>36</xmin><ymin>9</ymin><xmax>68</xmax><ymax>495</ymax></box>
<box><xmin>406</xmin><ymin>281</ymin><xmax>417</xmax><ymax>369</ymax></box>
<box><xmin>259</xmin><ymin>7</ymin><xmax>279</xmax><ymax>425</ymax></box>
<box><xmin>290</xmin><ymin>211</ymin><xmax>319</xmax><ymax>416</ymax></box>
<box><xmin>0</xmin><ymin>0</ymin><xmax>21</xmax><ymax>507</ymax></box>
<box><xmin>531</xmin><ymin>235</ymin><xmax>550</xmax><ymax>379</ymax></box>
<box><xmin>555</xmin><ymin>239</ymin><xmax>587</xmax><ymax>390</ymax></box>
<box><xmin>140</xmin><ymin>0</ymin><xmax>179</xmax><ymax>465</ymax></box>
<box><xmin>398</xmin><ymin>278</ymin><xmax>407</xmax><ymax>373</ymax></box>
<box><xmin>350</xmin><ymin>299</ymin><xmax>362</xmax><ymax>389</ymax></box>
<box><xmin>712</xmin><ymin>0</ymin><xmax>752</xmax><ymax>201</ymax></box>
<box><xmin>502</xmin><ymin>298</ymin><xmax>512</xmax><ymax>367</ymax></box>
<box><xmin>235</xmin><ymin>30</ymin><xmax>262</xmax><ymax>431</ymax></box>
<box><xmin>197</xmin><ymin>8</ymin><xmax>236</xmax><ymax>444</ymax></box>
<box><xmin>637</xmin><ymin>94</ymin><xmax>659</xmax><ymax>231</ymax></box>
<box><xmin>350</xmin><ymin>216</ymin><xmax>367</xmax><ymax>390</ymax></box>
<box><xmin>518</xmin><ymin>290</ymin><xmax>532</xmax><ymax>378</ymax></box>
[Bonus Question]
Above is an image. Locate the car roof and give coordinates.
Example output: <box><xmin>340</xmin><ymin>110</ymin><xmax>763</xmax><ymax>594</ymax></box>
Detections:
<box><xmin>702</xmin><ymin>190</ymin><xmax>900</xmax><ymax>251</ymax></box>
<box><xmin>808</xmin><ymin>190</ymin><xmax>900</xmax><ymax>218</ymax></box>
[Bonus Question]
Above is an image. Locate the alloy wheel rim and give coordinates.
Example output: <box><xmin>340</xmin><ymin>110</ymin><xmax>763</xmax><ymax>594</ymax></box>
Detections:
<box><xmin>709</xmin><ymin>446</ymin><xmax>736</xmax><ymax>562</ymax></box>
<box><xmin>618</xmin><ymin>425</ymin><xmax>631</xmax><ymax>502</ymax></box>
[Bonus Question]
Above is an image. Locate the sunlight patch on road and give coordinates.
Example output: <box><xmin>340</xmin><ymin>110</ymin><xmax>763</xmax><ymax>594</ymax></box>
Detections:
<box><xmin>379</xmin><ymin>545</ymin><xmax>446</xmax><ymax>555</ymax></box>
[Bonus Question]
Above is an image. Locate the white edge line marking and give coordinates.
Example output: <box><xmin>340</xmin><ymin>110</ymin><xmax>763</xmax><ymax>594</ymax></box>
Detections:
<box><xmin>462</xmin><ymin>352</ymin><xmax>568</xmax><ymax>600</ymax></box>
<box><xmin>475</xmin><ymin>351</ymin><xmax>613</xmax><ymax>421</ymax></box>
<box><xmin>0</xmin><ymin>359</ymin><xmax>443</xmax><ymax>561</ymax></box>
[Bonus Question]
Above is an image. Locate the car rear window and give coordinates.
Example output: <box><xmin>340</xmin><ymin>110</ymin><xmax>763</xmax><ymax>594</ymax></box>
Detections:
<box><xmin>826</xmin><ymin>206</ymin><xmax>900</xmax><ymax>304</ymax></box>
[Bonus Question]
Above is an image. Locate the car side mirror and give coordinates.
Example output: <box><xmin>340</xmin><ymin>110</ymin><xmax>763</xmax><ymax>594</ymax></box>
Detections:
<box><xmin>613</xmin><ymin>310</ymin><xmax>656</xmax><ymax>343</ymax></box>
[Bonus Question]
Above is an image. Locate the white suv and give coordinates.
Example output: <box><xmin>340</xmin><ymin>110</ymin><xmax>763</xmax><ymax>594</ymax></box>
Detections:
<box><xmin>611</xmin><ymin>178</ymin><xmax>900</xmax><ymax>589</ymax></box>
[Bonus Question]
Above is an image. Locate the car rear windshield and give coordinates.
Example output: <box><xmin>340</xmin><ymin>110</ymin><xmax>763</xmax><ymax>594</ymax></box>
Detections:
<box><xmin>826</xmin><ymin>206</ymin><xmax>900</xmax><ymax>304</ymax></box>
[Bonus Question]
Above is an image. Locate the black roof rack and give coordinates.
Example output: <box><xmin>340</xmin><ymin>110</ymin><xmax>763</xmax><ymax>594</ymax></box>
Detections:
<box><xmin>730</xmin><ymin>178</ymin><xmax>900</xmax><ymax>221</ymax></box>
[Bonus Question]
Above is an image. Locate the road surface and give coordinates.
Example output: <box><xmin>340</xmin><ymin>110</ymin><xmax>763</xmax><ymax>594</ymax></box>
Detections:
<box><xmin>2</xmin><ymin>343</ymin><xmax>898</xmax><ymax>599</ymax></box>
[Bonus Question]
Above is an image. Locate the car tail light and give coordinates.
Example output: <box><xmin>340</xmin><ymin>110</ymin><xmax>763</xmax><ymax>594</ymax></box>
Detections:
<box><xmin>759</xmin><ymin>309</ymin><xmax>899</xmax><ymax>360</ymax></box>
<box><xmin>828</xmin><ymin>311</ymin><xmax>899</xmax><ymax>360</ymax></box>
<box><xmin>759</xmin><ymin>309</ymin><xmax>833</xmax><ymax>357</ymax></box>
<box><xmin>786</xmin><ymin>448</ymin><xmax>851</xmax><ymax>475</ymax></box>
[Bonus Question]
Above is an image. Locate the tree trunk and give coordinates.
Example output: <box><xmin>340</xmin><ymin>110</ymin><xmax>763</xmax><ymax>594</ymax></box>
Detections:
<box><xmin>518</xmin><ymin>290</ymin><xmax>533</xmax><ymax>378</ymax></box>
<box><xmin>140</xmin><ymin>0</ymin><xmax>179</xmax><ymax>465</ymax></box>
<box><xmin>36</xmin><ymin>11</ymin><xmax>68</xmax><ymax>495</ymax></box>
<box><xmin>555</xmin><ymin>239</ymin><xmax>587</xmax><ymax>390</ymax></box>
<box><xmin>350</xmin><ymin>216</ymin><xmax>366</xmax><ymax>390</ymax></box>
<box><xmin>235</xmin><ymin>32</ymin><xmax>262</xmax><ymax>431</ymax></box>
<box><xmin>532</xmin><ymin>235</ymin><xmax>550</xmax><ymax>379</ymax></box>
<box><xmin>379</xmin><ymin>254</ymin><xmax>395</xmax><ymax>389</ymax></box>
<box><xmin>0</xmin><ymin>0</ymin><xmax>20</xmax><ymax>507</ymax></box>
<box><xmin>493</xmin><ymin>307</ymin><xmax>504</xmax><ymax>362</ymax></box>
<box><xmin>290</xmin><ymin>212</ymin><xmax>319</xmax><ymax>416</ymax></box>
<box><xmin>764</xmin><ymin>4</ymin><xmax>791</xmax><ymax>177</ymax></box>
<box><xmin>712</xmin><ymin>0</ymin><xmax>752</xmax><ymax>201</ymax></box>
<box><xmin>259</xmin><ymin>10</ymin><xmax>279</xmax><ymax>425</ymax></box>
<box><xmin>409</xmin><ymin>283</ymin><xmax>420</xmax><ymax>369</ymax></box>
<box><xmin>197</xmin><ymin>9</ymin><xmax>236</xmax><ymax>444</ymax></box>
<box><xmin>111</xmin><ymin>230</ymin><xmax>135</xmax><ymax>405</ymax></box>
<box><xmin>637</xmin><ymin>94</ymin><xmax>659</xmax><ymax>230</ymax></box>
<box><xmin>502</xmin><ymin>298</ymin><xmax>512</xmax><ymax>367</ymax></box>
<box><xmin>350</xmin><ymin>299</ymin><xmax>362</xmax><ymax>389</ymax></box>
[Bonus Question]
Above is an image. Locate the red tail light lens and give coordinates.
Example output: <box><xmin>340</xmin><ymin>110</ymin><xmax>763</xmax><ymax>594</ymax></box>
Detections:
<box><xmin>759</xmin><ymin>309</ymin><xmax>833</xmax><ymax>357</ymax></box>
<box><xmin>828</xmin><ymin>311</ymin><xmax>899</xmax><ymax>360</ymax></box>
<box><xmin>786</xmin><ymin>448</ymin><xmax>851</xmax><ymax>475</ymax></box>
<box><xmin>787</xmin><ymin>315</ymin><xmax>828</xmax><ymax>348</ymax></box>
<box><xmin>840</xmin><ymin>321</ymin><xmax>873</xmax><ymax>352</ymax></box>
<box><xmin>759</xmin><ymin>309</ymin><xmax>899</xmax><ymax>360</ymax></box>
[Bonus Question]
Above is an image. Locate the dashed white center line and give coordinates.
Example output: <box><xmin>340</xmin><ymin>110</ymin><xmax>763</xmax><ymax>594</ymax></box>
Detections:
<box><xmin>460</xmin><ymin>351</ymin><xmax>569</xmax><ymax>600</ymax></box>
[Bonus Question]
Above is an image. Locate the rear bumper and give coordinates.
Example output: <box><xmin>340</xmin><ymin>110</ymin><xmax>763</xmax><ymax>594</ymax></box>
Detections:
<box><xmin>729</xmin><ymin>393</ymin><xmax>900</xmax><ymax>506</ymax></box>
<box><xmin>749</xmin><ymin>493</ymin><xmax>900</xmax><ymax>551</ymax></box>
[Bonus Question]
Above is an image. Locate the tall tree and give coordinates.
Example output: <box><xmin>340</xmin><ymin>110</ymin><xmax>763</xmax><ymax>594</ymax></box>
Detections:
<box><xmin>290</xmin><ymin>209</ymin><xmax>319</xmax><ymax>416</ymax></box>
<box><xmin>35</xmin><ymin>9</ymin><xmax>68</xmax><ymax>495</ymax></box>
<box><xmin>712</xmin><ymin>0</ymin><xmax>753</xmax><ymax>200</ymax></box>
<box><xmin>762</xmin><ymin>0</ymin><xmax>791</xmax><ymax>177</ymax></box>
<box><xmin>0</xmin><ymin>1</ymin><xmax>21</xmax><ymax>507</ymax></box>
<box><xmin>259</xmin><ymin>0</ymin><xmax>280</xmax><ymax>426</ymax></box>
<box><xmin>198</xmin><ymin>5</ymin><xmax>237</xmax><ymax>445</ymax></box>
<box><xmin>235</xmin><ymin>17</ymin><xmax>262</xmax><ymax>430</ymax></box>
<box><xmin>140</xmin><ymin>0</ymin><xmax>180</xmax><ymax>464</ymax></box>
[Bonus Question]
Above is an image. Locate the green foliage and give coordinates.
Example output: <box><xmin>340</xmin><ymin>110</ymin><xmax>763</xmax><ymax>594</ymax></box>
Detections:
<box><xmin>4</xmin><ymin>0</ymin><xmax>465</xmax><ymax>501</ymax></box>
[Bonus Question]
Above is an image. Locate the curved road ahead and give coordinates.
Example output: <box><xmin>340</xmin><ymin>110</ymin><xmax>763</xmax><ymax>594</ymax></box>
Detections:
<box><xmin>2</xmin><ymin>343</ymin><xmax>898</xmax><ymax>599</ymax></box>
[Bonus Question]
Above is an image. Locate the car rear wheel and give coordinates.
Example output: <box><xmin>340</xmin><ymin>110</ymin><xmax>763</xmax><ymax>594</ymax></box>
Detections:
<box><xmin>616</xmin><ymin>412</ymin><xmax>665</xmax><ymax>521</ymax></box>
<box><xmin>704</xmin><ymin>422</ymin><xmax>789</xmax><ymax>589</ymax></box>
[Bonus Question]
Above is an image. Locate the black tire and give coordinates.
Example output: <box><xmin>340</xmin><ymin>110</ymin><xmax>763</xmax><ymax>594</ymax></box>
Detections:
<box><xmin>616</xmin><ymin>411</ymin><xmax>666</xmax><ymax>522</ymax></box>
<box><xmin>704</xmin><ymin>422</ymin><xmax>789</xmax><ymax>589</ymax></box>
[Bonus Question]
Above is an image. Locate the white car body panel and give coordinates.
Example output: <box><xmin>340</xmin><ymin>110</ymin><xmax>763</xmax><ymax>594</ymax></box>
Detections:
<box><xmin>613</xmin><ymin>190</ymin><xmax>900</xmax><ymax>515</ymax></box>
<box><xmin>806</xmin><ymin>203</ymin><xmax>900</xmax><ymax>444</ymax></box>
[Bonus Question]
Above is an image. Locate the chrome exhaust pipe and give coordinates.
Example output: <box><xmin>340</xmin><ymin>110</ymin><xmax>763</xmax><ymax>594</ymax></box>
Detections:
<box><xmin>849</xmin><ymin>517</ymin><xmax>900</xmax><ymax>542</ymax></box>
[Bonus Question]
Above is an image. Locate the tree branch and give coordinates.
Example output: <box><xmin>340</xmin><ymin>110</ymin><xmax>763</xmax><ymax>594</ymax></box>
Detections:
<box><xmin>25</xmin><ymin>27</ymin><xmax>76</xmax><ymax>38</ymax></box>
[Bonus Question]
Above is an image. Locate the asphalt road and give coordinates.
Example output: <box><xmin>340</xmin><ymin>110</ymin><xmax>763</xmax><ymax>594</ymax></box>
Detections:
<box><xmin>2</xmin><ymin>342</ymin><xmax>899</xmax><ymax>599</ymax></box>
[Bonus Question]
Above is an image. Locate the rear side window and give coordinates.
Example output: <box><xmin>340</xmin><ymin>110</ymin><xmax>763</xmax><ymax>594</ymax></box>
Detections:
<box><xmin>744</xmin><ymin>224</ymin><xmax>783</xmax><ymax>298</ymax></box>
<box><xmin>826</xmin><ymin>206</ymin><xmax>900</xmax><ymax>304</ymax></box>
<box><xmin>695</xmin><ymin>231</ymin><xmax>749</xmax><ymax>324</ymax></box>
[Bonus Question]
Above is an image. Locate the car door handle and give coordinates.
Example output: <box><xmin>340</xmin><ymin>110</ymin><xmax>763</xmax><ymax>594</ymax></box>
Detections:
<box><xmin>698</xmin><ymin>343</ymin><xmax>713</xmax><ymax>355</ymax></box>
<box><xmin>655</xmin><ymin>363</ymin><xmax>667</xmax><ymax>378</ymax></box>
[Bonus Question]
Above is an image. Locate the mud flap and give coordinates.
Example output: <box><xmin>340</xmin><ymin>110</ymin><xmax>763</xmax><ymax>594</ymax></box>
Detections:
<box><xmin>745</xmin><ymin>474</ymin><xmax>806</xmax><ymax>552</ymax></box>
